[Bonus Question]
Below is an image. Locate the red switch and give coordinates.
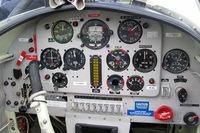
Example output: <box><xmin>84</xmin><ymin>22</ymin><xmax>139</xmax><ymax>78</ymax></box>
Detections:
<box><xmin>154</xmin><ymin>106</ymin><xmax>173</xmax><ymax>122</ymax></box>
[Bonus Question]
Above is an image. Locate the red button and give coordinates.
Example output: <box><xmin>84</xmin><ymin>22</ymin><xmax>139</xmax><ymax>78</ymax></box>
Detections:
<box><xmin>4</xmin><ymin>81</ymin><xmax>9</xmax><ymax>86</ymax></box>
<box><xmin>73</xmin><ymin>21</ymin><xmax>78</xmax><ymax>27</ymax></box>
<box><xmin>11</xmin><ymin>81</ymin><xmax>16</xmax><ymax>86</ymax></box>
<box><xmin>45</xmin><ymin>74</ymin><xmax>50</xmax><ymax>80</ymax></box>
<box><xmin>154</xmin><ymin>106</ymin><xmax>173</xmax><ymax>122</ymax></box>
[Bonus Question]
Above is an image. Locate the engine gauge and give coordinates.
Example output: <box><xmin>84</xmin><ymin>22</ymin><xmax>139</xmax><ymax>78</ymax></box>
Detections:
<box><xmin>51</xmin><ymin>20</ymin><xmax>73</xmax><ymax>44</ymax></box>
<box><xmin>80</xmin><ymin>19</ymin><xmax>112</xmax><ymax>50</ymax></box>
<box><xmin>63</xmin><ymin>48</ymin><xmax>86</xmax><ymax>70</ymax></box>
<box><xmin>107</xmin><ymin>75</ymin><xmax>124</xmax><ymax>92</ymax></box>
<box><xmin>133</xmin><ymin>49</ymin><xmax>157</xmax><ymax>73</ymax></box>
<box><xmin>52</xmin><ymin>72</ymin><xmax>68</xmax><ymax>88</ymax></box>
<box><xmin>162</xmin><ymin>49</ymin><xmax>189</xmax><ymax>74</ymax></box>
<box><xmin>107</xmin><ymin>49</ymin><xmax>130</xmax><ymax>72</ymax></box>
<box><xmin>118</xmin><ymin>19</ymin><xmax>143</xmax><ymax>44</ymax></box>
<box><xmin>127</xmin><ymin>75</ymin><xmax>144</xmax><ymax>91</ymax></box>
<box><xmin>40</xmin><ymin>48</ymin><xmax>62</xmax><ymax>69</ymax></box>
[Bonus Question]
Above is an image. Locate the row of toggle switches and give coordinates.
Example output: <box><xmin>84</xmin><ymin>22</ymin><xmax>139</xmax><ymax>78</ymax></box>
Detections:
<box><xmin>71</xmin><ymin>101</ymin><xmax>124</xmax><ymax>114</ymax></box>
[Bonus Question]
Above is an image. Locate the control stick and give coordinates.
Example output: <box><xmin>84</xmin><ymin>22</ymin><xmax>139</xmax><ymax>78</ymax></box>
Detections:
<box><xmin>29</xmin><ymin>61</ymin><xmax>55</xmax><ymax>133</ymax></box>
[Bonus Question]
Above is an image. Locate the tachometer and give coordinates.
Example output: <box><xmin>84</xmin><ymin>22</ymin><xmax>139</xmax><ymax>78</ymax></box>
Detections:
<box><xmin>133</xmin><ymin>49</ymin><xmax>157</xmax><ymax>73</ymax></box>
<box><xmin>51</xmin><ymin>20</ymin><xmax>73</xmax><ymax>44</ymax></box>
<box><xmin>127</xmin><ymin>75</ymin><xmax>144</xmax><ymax>91</ymax></box>
<box><xmin>118</xmin><ymin>19</ymin><xmax>143</xmax><ymax>44</ymax></box>
<box><xmin>80</xmin><ymin>19</ymin><xmax>113</xmax><ymax>50</ymax></box>
<box><xmin>162</xmin><ymin>49</ymin><xmax>189</xmax><ymax>74</ymax></box>
<box><xmin>63</xmin><ymin>48</ymin><xmax>86</xmax><ymax>70</ymax></box>
<box><xmin>40</xmin><ymin>48</ymin><xmax>62</xmax><ymax>69</ymax></box>
<box><xmin>106</xmin><ymin>49</ymin><xmax>130</xmax><ymax>72</ymax></box>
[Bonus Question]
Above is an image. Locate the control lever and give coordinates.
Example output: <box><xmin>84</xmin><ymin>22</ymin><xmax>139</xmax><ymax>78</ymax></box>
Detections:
<box><xmin>28</xmin><ymin>61</ymin><xmax>55</xmax><ymax>133</ymax></box>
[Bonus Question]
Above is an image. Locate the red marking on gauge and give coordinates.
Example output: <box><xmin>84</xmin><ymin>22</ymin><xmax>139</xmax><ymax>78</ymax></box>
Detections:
<box><xmin>88</xmin><ymin>14</ymin><xmax>101</xmax><ymax>17</ymax></box>
<box><xmin>26</xmin><ymin>55</ymin><xmax>38</xmax><ymax>60</ymax></box>
<box><xmin>33</xmin><ymin>34</ymin><xmax>37</xmax><ymax>53</ymax></box>
<box><xmin>51</xmin><ymin>62</ymin><xmax>54</xmax><ymax>66</ymax></box>
<box><xmin>193</xmin><ymin>116</ymin><xmax>198</xmax><ymax>118</ymax></box>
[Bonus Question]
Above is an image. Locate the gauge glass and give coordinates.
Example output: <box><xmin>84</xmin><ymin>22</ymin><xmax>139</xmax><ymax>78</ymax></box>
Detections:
<box><xmin>133</xmin><ymin>49</ymin><xmax>157</xmax><ymax>73</ymax></box>
<box><xmin>52</xmin><ymin>20</ymin><xmax>73</xmax><ymax>44</ymax></box>
<box><xmin>52</xmin><ymin>72</ymin><xmax>68</xmax><ymax>88</ymax></box>
<box><xmin>162</xmin><ymin>49</ymin><xmax>189</xmax><ymax>74</ymax></box>
<box><xmin>63</xmin><ymin>48</ymin><xmax>86</xmax><ymax>70</ymax></box>
<box><xmin>127</xmin><ymin>75</ymin><xmax>144</xmax><ymax>91</ymax></box>
<box><xmin>40</xmin><ymin>48</ymin><xmax>62</xmax><ymax>69</ymax></box>
<box><xmin>80</xmin><ymin>19</ymin><xmax>112</xmax><ymax>50</ymax></box>
<box><xmin>106</xmin><ymin>49</ymin><xmax>130</xmax><ymax>72</ymax></box>
<box><xmin>107</xmin><ymin>75</ymin><xmax>124</xmax><ymax>92</ymax></box>
<box><xmin>118</xmin><ymin>19</ymin><xmax>143</xmax><ymax>44</ymax></box>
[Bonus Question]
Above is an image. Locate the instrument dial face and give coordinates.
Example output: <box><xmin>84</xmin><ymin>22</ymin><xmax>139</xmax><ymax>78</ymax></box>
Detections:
<box><xmin>107</xmin><ymin>49</ymin><xmax>130</xmax><ymax>72</ymax></box>
<box><xmin>162</xmin><ymin>49</ymin><xmax>189</xmax><ymax>74</ymax></box>
<box><xmin>80</xmin><ymin>19</ymin><xmax>112</xmax><ymax>50</ymax></box>
<box><xmin>63</xmin><ymin>48</ymin><xmax>86</xmax><ymax>70</ymax></box>
<box><xmin>52</xmin><ymin>72</ymin><xmax>68</xmax><ymax>88</ymax></box>
<box><xmin>107</xmin><ymin>75</ymin><xmax>124</xmax><ymax>92</ymax></box>
<box><xmin>52</xmin><ymin>20</ymin><xmax>73</xmax><ymax>44</ymax></box>
<box><xmin>127</xmin><ymin>75</ymin><xmax>144</xmax><ymax>91</ymax></box>
<box><xmin>40</xmin><ymin>48</ymin><xmax>62</xmax><ymax>69</ymax></box>
<box><xmin>118</xmin><ymin>19</ymin><xmax>143</xmax><ymax>44</ymax></box>
<box><xmin>133</xmin><ymin>49</ymin><xmax>157</xmax><ymax>73</ymax></box>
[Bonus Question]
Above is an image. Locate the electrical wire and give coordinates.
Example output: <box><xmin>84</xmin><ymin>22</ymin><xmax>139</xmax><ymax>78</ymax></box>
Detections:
<box><xmin>0</xmin><ymin>120</ymin><xmax>13</xmax><ymax>132</ymax></box>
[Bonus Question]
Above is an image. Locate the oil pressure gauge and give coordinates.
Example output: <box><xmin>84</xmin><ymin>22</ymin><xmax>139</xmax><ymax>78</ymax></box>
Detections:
<box><xmin>127</xmin><ymin>75</ymin><xmax>144</xmax><ymax>91</ymax></box>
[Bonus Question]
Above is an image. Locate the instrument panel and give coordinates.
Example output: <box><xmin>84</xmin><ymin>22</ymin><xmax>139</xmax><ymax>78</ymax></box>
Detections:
<box><xmin>2</xmin><ymin>9</ymin><xmax>200</xmax><ymax>130</ymax></box>
<box><xmin>36</xmin><ymin>11</ymin><xmax>162</xmax><ymax>97</ymax></box>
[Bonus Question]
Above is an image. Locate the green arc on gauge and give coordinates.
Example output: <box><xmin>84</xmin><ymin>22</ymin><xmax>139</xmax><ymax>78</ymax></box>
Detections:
<box><xmin>51</xmin><ymin>20</ymin><xmax>74</xmax><ymax>44</ymax></box>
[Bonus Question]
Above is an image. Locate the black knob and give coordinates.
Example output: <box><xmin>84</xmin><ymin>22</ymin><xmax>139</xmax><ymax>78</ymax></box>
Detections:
<box><xmin>14</xmin><ymin>101</ymin><xmax>19</xmax><ymax>106</ymax></box>
<box><xmin>184</xmin><ymin>112</ymin><xmax>199</xmax><ymax>126</ymax></box>
<box><xmin>177</xmin><ymin>88</ymin><xmax>187</xmax><ymax>103</ymax></box>
<box><xmin>19</xmin><ymin>106</ymin><xmax>28</xmax><ymax>113</ymax></box>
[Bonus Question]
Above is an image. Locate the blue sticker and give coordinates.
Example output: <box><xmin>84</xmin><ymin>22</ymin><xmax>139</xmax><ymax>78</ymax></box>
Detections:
<box><xmin>127</xmin><ymin>110</ymin><xmax>154</xmax><ymax>116</ymax></box>
<box><xmin>135</xmin><ymin>101</ymin><xmax>149</xmax><ymax>111</ymax></box>
<box><xmin>127</xmin><ymin>101</ymin><xmax>154</xmax><ymax>117</ymax></box>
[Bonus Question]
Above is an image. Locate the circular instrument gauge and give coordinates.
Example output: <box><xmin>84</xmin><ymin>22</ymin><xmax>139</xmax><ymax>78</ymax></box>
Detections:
<box><xmin>127</xmin><ymin>75</ymin><xmax>144</xmax><ymax>91</ymax></box>
<box><xmin>162</xmin><ymin>49</ymin><xmax>189</xmax><ymax>74</ymax></box>
<box><xmin>80</xmin><ymin>19</ymin><xmax>112</xmax><ymax>50</ymax></box>
<box><xmin>52</xmin><ymin>72</ymin><xmax>68</xmax><ymax>88</ymax></box>
<box><xmin>107</xmin><ymin>49</ymin><xmax>130</xmax><ymax>72</ymax></box>
<box><xmin>63</xmin><ymin>48</ymin><xmax>86</xmax><ymax>70</ymax></box>
<box><xmin>133</xmin><ymin>49</ymin><xmax>157</xmax><ymax>73</ymax></box>
<box><xmin>51</xmin><ymin>20</ymin><xmax>73</xmax><ymax>44</ymax></box>
<box><xmin>40</xmin><ymin>48</ymin><xmax>62</xmax><ymax>69</ymax></box>
<box><xmin>118</xmin><ymin>19</ymin><xmax>143</xmax><ymax>44</ymax></box>
<box><xmin>107</xmin><ymin>75</ymin><xmax>124</xmax><ymax>92</ymax></box>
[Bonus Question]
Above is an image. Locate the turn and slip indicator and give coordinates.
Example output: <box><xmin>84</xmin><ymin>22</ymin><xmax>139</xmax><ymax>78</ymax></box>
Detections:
<box><xmin>90</xmin><ymin>55</ymin><xmax>102</xmax><ymax>88</ymax></box>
